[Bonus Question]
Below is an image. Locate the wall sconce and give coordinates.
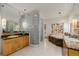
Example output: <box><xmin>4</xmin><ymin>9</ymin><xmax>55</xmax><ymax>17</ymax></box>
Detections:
<box><xmin>72</xmin><ymin>19</ymin><xmax>77</xmax><ymax>28</ymax></box>
<box><xmin>22</xmin><ymin>21</ymin><xmax>28</xmax><ymax>29</ymax></box>
<box><xmin>2</xmin><ymin>18</ymin><xmax>7</xmax><ymax>29</ymax></box>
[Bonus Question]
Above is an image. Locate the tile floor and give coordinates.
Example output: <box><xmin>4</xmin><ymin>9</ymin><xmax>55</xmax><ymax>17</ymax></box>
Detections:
<box><xmin>10</xmin><ymin>39</ymin><xmax>62</xmax><ymax>56</ymax></box>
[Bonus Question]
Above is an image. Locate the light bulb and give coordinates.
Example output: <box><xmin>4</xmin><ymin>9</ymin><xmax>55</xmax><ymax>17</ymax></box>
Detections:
<box><xmin>22</xmin><ymin>21</ymin><xmax>28</xmax><ymax>29</ymax></box>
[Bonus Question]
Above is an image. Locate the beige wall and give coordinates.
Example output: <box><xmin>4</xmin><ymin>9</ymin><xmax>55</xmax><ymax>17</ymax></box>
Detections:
<box><xmin>43</xmin><ymin>17</ymin><xmax>68</xmax><ymax>36</ymax></box>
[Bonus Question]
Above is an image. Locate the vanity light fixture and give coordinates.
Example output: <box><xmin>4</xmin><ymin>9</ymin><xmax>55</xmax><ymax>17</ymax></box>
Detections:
<box><xmin>2</xmin><ymin>18</ymin><xmax>7</xmax><ymax>29</ymax></box>
<box><xmin>22</xmin><ymin>21</ymin><xmax>28</xmax><ymax>29</ymax></box>
<box><xmin>72</xmin><ymin>19</ymin><xmax>77</xmax><ymax>28</ymax></box>
<box><xmin>34</xmin><ymin>14</ymin><xmax>38</xmax><ymax>16</ymax></box>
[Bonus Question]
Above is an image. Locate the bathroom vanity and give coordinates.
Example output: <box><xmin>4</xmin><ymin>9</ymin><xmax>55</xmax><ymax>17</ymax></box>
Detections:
<box><xmin>63</xmin><ymin>35</ymin><xmax>79</xmax><ymax>56</ymax></box>
<box><xmin>2</xmin><ymin>32</ymin><xmax>29</xmax><ymax>56</ymax></box>
<box><xmin>49</xmin><ymin>34</ymin><xmax>63</xmax><ymax>47</ymax></box>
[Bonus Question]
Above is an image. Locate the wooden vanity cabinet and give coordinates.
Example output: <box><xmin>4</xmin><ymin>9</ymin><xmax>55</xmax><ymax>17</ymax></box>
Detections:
<box><xmin>18</xmin><ymin>37</ymin><xmax>24</xmax><ymax>49</ymax></box>
<box><xmin>2</xmin><ymin>35</ymin><xmax>29</xmax><ymax>56</ymax></box>
<box><xmin>49</xmin><ymin>36</ymin><xmax>63</xmax><ymax>47</ymax></box>
<box><xmin>3</xmin><ymin>40</ymin><xmax>13</xmax><ymax>55</ymax></box>
<box><xmin>68</xmin><ymin>49</ymin><xmax>79</xmax><ymax>56</ymax></box>
<box><xmin>23</xmin><ymin>36</ymin><xmax>29</xmax><ymax>47</ymax></box>
<box><xmin>12</xmin><ymin>38</ymin><xmax>21</xmax><ymax>51</ymax></box>
<box><xmin>63</xmin><ymin>41</ymin><xmax>68</xmax><ymax>56</ymax></box>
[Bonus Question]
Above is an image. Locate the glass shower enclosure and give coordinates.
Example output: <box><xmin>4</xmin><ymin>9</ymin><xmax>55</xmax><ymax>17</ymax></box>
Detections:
<box><xmin>20</xmin><ymin>10</ymin><xmax>43</xmax><ymax>46</ymax></box>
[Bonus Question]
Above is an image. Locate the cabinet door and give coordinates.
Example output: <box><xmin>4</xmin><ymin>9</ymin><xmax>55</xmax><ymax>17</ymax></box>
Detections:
<box><xmin>55</xmin><ymin>39</ymin><xmax>63</xmax><ymax>47</ymax></box>
<box><xmin>23</xmin><ymin>36</ymin><xmax>29</xmax><ymax>47</ymax></box>
<box><xmin>26</xmin><ymin>36</ymin><xmax>29</xmax><ymax>44</ymax></box>
<box><xmin>77</xmin><ymin>21</ymin><xmax>79</xmax><ymax>28</ymax></box>
<box><xmin>19</xmin><ymin>37</ymin><xmax>24</xmax><ymax>48</ymax></box>
<box><xmin>69</xmin><ymin>49</ymin><xmax>79</xmax><ymax>56</ymax></box>
<box><xmin>3</xmin><ymin>40</ymin><xmax>13</xmax><ymax>55</ymax></box>
<box><xmin>23</xmin><ymin>36</ymin><xmax>27</xmax><ymax>47</ymax></box>
<box><xmin>12</xmin><ymin>38</ymin><xmax>20</xmax><ymax>52</ymax></box>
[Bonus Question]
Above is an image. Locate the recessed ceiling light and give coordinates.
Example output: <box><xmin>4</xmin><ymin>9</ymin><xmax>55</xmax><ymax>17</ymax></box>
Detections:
<box><xmin>58</xmin><ymin>12</ymin><xmax>61</xmax><ymax>14</ymax></box>
<box><xmin>23</xmin><ymin>9</ymin><xmax>27</xmax><ymax>11</ymax></box>
<box><xmin>1</xmin><ymin>4</ymin><xmax>4</xmax><ymax>7</ymax></box>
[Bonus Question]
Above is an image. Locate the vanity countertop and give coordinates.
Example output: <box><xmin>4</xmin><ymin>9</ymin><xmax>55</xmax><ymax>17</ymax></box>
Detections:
<box><xmin>2</xmin><ymin>33</ymin><xmax>29</xmax><ymax>40</ymax></box>
<box><xmin>50</xmin><ymin>34</ymin><xmax>64</xmax><ymax>39</ymax></box>
<box><xmin>64</xmin><ymin>36</ymin><xmax>79</xmax><ymax>50</ymax></box>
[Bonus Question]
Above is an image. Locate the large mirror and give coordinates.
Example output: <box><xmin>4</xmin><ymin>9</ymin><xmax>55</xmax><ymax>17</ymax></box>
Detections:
<box><xmin>2</xmin><ymin>20</ymin><xmax>20</xmax><ymax>32</ymax></box>
<box><xmin>1</xmin><ymin>3</ymin><xmax>20</xmax><ymax>33</ymax></box>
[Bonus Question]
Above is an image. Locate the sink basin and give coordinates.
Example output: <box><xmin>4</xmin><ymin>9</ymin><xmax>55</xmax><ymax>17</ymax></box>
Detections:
<box><xmin>7</xmin><ymin>35</ymin><xmax>19</xmax><ymax>38</ymax></box>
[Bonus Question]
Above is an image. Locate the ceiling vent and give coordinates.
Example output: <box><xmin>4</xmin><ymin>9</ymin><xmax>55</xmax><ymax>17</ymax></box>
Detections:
<box><xmin>58</xmin><ymin>12</ymin><xmax>61</xmax><ymax>14</ymax></box>
<box><xmin>1</xmin><ymin>4</ymin><xmax>5</xmax><ymax>7</ymax></box>
<box><xmin>23</xmin><ymin>9</ymin><xmax>27</xmax><ymax>11</ymax></box>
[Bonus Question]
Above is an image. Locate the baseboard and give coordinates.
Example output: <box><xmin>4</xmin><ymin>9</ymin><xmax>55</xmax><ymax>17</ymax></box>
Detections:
<box><xmin>30</xmin><ymin>44</ymin><xmax>40</xmax><ymax>48</ymax></box>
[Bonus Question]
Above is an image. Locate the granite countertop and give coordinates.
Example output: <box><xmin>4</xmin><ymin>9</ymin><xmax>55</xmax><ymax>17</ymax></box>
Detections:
<box><xmin>50</xmin><ymin>34</ymin><xmax>64</xmax><ymax>39</ymax></box>
<box><xmin>2</xmin><ymin>33</ymin><xmax>29</xmax><ymax>40</ymax></box>
<box><xmin>64</xmin><ymin>36</ymin><xmax>79</xmax><ymax>50</ymax></box>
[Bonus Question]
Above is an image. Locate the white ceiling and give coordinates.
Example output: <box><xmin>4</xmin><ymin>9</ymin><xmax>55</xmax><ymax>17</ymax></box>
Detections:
<box><xmin>8</xmin><ymin>3</ymin><xmax>74</xmax><ymax>19</ymax></box>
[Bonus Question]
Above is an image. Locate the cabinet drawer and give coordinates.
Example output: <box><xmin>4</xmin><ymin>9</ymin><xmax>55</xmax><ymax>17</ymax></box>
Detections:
<box><xmin>3</xmin><ymin>40</ymin><xmax>13</xmax><ymax>55</ymax></box>
<box><xmin>69</xmin><ymin>49</ymin><xmax>79</xmax><ymax>56</ymax></box>
<box><xmin>2</xmin><ymin>35</ymin><xmax>29</xmax><ymax>56</ymax></box>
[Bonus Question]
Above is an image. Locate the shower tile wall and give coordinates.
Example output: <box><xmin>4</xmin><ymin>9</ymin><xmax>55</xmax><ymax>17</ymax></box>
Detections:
<box><xmin>20</xmin><ymin>12</ymin><xmax>43</xmax><ymax>45</ymax></box>
<box><xmin>31</xmin><ymin>15</ymin><xmax>39</xmax><ymax>45</ymax></box>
